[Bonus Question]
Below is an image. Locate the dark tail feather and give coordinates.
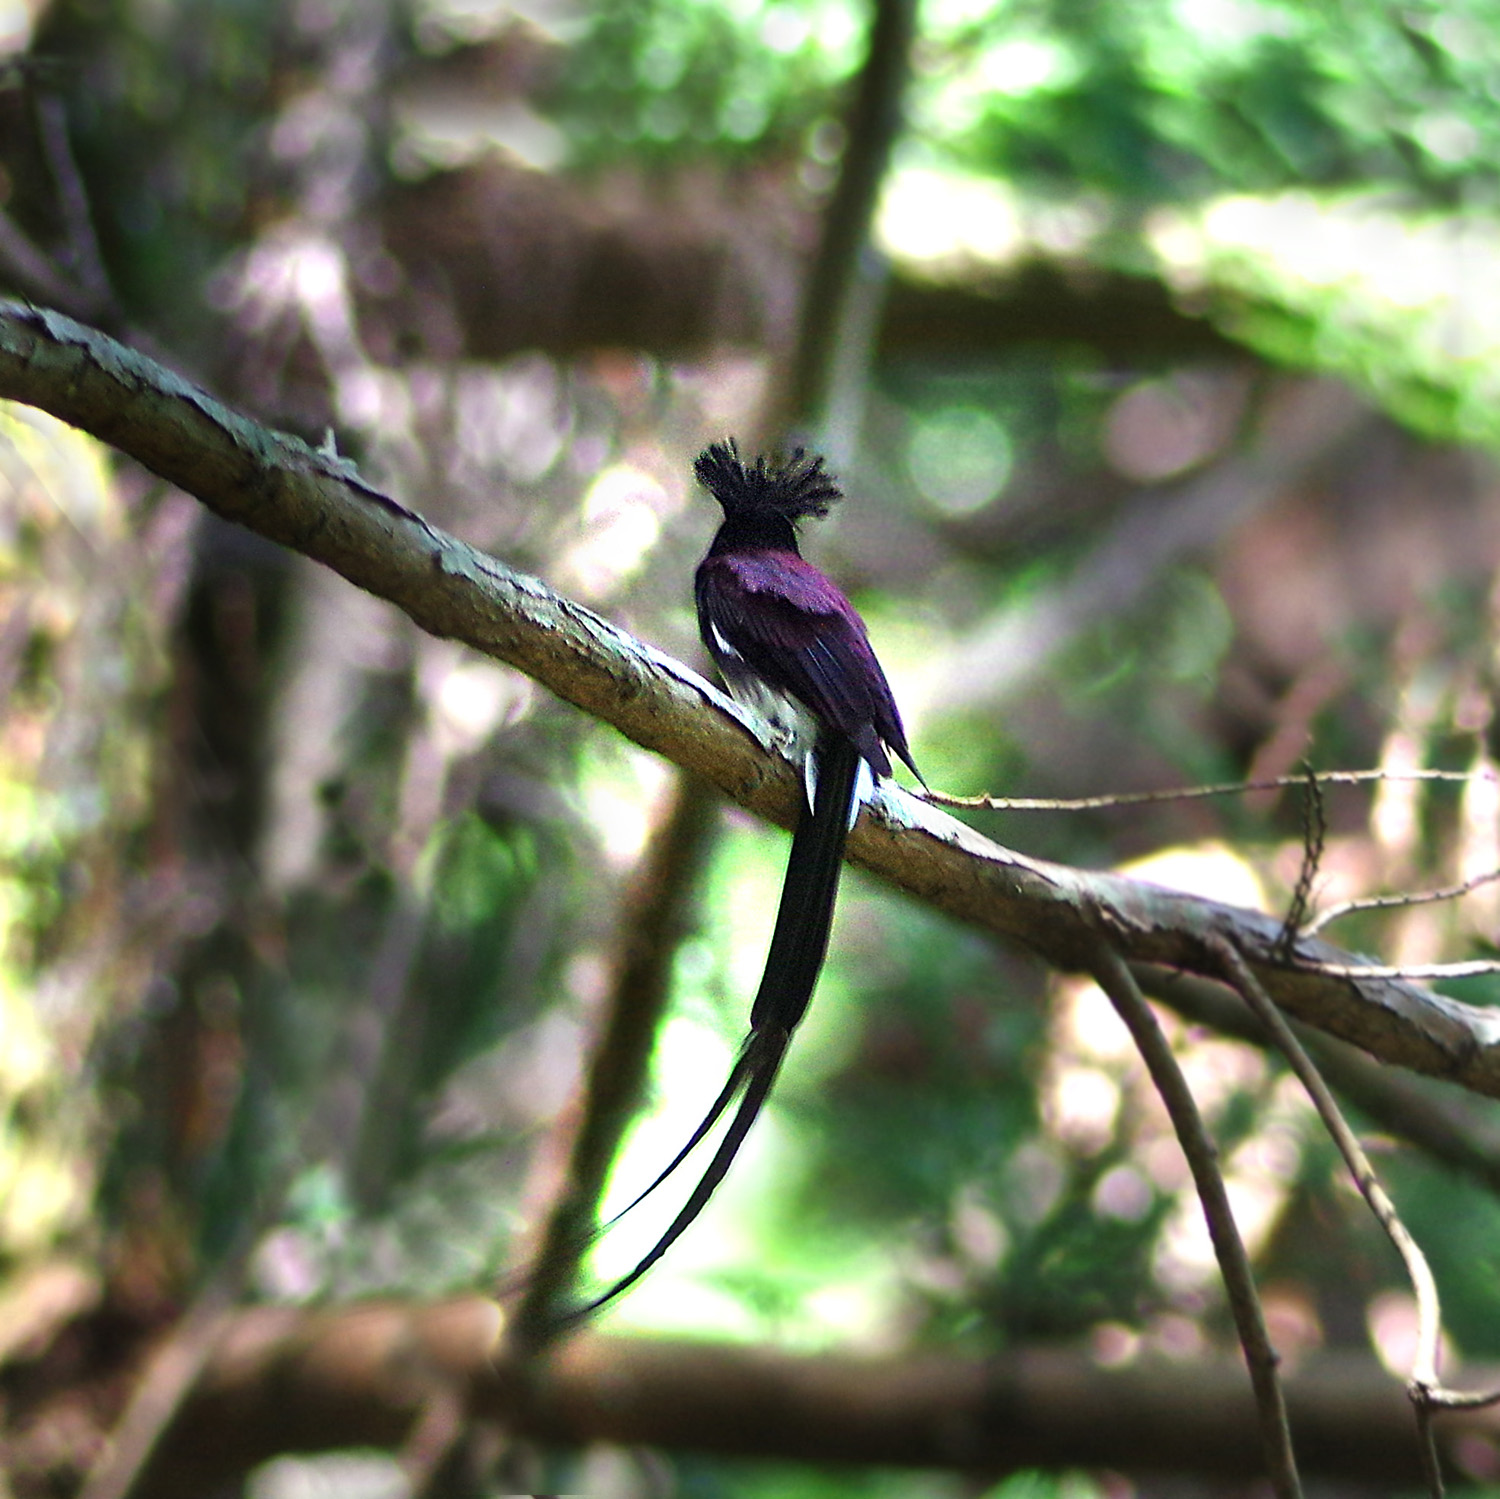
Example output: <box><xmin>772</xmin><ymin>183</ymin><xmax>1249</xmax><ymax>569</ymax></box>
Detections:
<box><xmin>594</xmin><ymin>736</ymin><xmax>861</xmax><ymax>1229</ymax></box>
<box><xmin>750</xmin><ymin>735</ymin><xmax>862</xmax><ymax>1033</ymax></box>
<box><xmin>597</xmin><ymin>1047</ymin><xmax>756</xmax><ymax>1232</ymax></box>
<box><xmin>562</xmin><ymin>736</ymin><xmax>863</xmax><ymax>1322</ymax></box>
<box><xmin>563</xmin><ymin>1027</ymin><xmax>790</xmax><ymax>1321</ymax></box>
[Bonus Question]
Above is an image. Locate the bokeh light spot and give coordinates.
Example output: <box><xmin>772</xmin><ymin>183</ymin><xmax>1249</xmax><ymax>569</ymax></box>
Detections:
<box><xmin>906</xmin><ymin>406</ymin><xmax>1013</xmax><ymax>515</ymax></box>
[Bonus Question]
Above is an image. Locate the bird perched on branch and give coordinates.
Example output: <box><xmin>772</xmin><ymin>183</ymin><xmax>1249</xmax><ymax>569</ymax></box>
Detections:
<box><xmin>571</xmin><ymin>440</ymin><xmax>922</xmax><ymax>1318</ymax></box>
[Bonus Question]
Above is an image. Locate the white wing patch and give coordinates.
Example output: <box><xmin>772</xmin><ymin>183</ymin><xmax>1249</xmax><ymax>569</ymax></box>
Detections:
<box><xmin>708</xmin><ymin>621</ymin><xmax>743</xmax><ymax>662</ymax></box>
<box><xmin>850</xmin><ymin>759</ymin><xmax>874</xmax><ymax>829</ymax></box>
<box><xmin>802</xmin><ymin>748</ymin><xmax>875</xmax><ymax>829</ymax></box>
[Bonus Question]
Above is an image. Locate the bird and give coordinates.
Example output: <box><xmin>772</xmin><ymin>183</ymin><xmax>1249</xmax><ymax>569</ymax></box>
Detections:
<box><xmin>568</xmin><ymin>440</ymin><xmax>921</xmax><ymax>1319</ymax></box>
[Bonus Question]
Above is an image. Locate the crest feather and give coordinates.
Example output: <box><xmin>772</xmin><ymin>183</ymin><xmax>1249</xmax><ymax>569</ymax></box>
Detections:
<box><xmin>695</xmin><ymin>440</ymin><xmax>843</xmax><ymax>522</ymax></box>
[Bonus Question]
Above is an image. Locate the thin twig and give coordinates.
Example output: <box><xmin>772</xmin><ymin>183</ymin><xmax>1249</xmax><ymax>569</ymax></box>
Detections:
<box><xmin>1208</xmin><ymin>933</ymin><xmax>1500</xmax><ymax>1495</ymax></box>
<box><xmin>1220</xmin><ymin>935</ymin><xmax>1500</xmax><ymax>1421</ymax></box>
<box><xmin>926</xmin><ymin>768</ymin><xmax>1494</xmax><ymax>814</ymax></box>
<box><xmin>1415</xmin><ymin>1405</ymin><xmax>1447</xmax><ymax>1499</ymax></box>
<box><xmin>1304</xmin><ymin>867</ymin><xmax>1500</xmax><ymax>937</ymax></box>
<box><xmin>1291</xmin><ymin>957</ymin><xmax>1500</xmax><ymax>980</ymax></box>
<box><xmin>79</xmin><ymin>1259</ymin><xmax>243</xmax><ymax>1499</ymax></box>
<box><xmin>35</xmin><ymin>92</ymin><xmax>114</xmax><ymax>313</ymax></box>
<box><xmin>0</xmin><ymin>209</ymin><xmax>94</xmax><ymax>313</ymax></box>
<box><xmin>1276</xmin><ymin>761</ymin><xmax>1324</xmax><ymax>959</ymax></box>
<box><xmin>1085</xmin><ymin>938</ymin><xmax>1303</xmax><ymax>1499</ymax></box>
<box><xmin>1208</xmin><ymin>934</ymin><xmax>1442</xmax><ymax>1384</ymax></box>
<box><xmin>1136</xmin><ymin>964</ymin><xmax>1500</xmax><ymax>1199</ymax></box>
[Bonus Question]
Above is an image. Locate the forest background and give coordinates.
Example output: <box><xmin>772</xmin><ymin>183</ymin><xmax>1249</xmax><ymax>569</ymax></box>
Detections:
<box><xmin>7</xmin><ymin>0</ymin><xmax>1500</xmax><ymax>1495</ymax></box>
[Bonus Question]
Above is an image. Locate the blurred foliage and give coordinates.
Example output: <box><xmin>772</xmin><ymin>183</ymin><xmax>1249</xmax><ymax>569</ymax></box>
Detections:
<box><xmin>32</xmin><ymin>0</ymin><xmax>281</xmax><ymax>342</ymax></box>
<box><xmin>9</xmin><ymin>0</ymin><xmax>1500</xmax><ymax>1495</ymax></box>
<box><xmin>916</xmin><ymin>0</ymin><xmax>1500</xmax><ymax>203</ymax></box>
<box><xmin>669</xmin><ymin>1459</ymin><xmax>1101</xmax><ymax>1499</ymax></box>
<box><xmin>544</xmin><ymin>0</ymin><xmax>864</xmax><ymax>166</ymax></box>
<box><xmin>1154</xmin><ymin>190</ymin><xmax>1500</xmax><ymax>447</ymax></box>
<box><xmin>547</xmin><ymin>0</ymin><xmax>1500</xmax><ymax>205</ymax></box>
<box><xmin>0</xmin><ymin>403</ymin><xmax>167</xmax><ymax>1267</ymax></box>
<box><xmin>541</xmin><ymin>0</ymin><xmax>1500</xmax><ymax>449</ymax></box>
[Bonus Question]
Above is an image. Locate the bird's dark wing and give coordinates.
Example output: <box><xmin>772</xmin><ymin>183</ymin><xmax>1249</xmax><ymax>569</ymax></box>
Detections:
<box><xmin>696</xmin><ymin>551</ymin><xmax>919</xmax><ymax>782</ymax></box>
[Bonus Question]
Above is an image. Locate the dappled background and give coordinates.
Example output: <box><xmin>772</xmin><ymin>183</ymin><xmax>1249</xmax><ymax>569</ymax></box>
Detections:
<box><xmin>7</xmin><ymin>0</ymin><xmax>1500</xmax><ymax>1494</ymax></box>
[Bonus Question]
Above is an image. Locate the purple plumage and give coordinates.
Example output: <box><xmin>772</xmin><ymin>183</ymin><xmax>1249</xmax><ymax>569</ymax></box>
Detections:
<box><xmin>693</xmin><ymin>440</ymin><xmax>920</xmax><ymax>784</ymax></box>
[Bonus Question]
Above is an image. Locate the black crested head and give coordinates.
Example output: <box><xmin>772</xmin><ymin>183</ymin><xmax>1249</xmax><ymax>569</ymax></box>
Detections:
<box><xmin>695</xmin><ymin>440</ymin><xmax>843</xmax><ymax>525</ymax></box>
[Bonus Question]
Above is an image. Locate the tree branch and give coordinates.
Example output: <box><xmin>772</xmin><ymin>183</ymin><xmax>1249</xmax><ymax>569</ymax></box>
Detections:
<box><xmin>2</xmin><ymin>300</ymin><xmax>1499</xmax><ymax>1099</ymax></box>
<box><xmin>1088</xmin><ymin>942</ymin><xmax>1300</xmax><ymax>1497</ymax></box>
<box><xmin>506</xmin><ymin>779</ymin><xmax>720</xmax><ymax>1347</ymax></box>
<box><xmin>377</xmin><ymin>162</ymin><xmax>1239</xmax><ymax>366</ymax></box>
<box><xmin>116</xmin><ymin>1297</ymin><xmax>1500</xmax><ymax>1494</ymax></box>
<box><xmin>1135</xmin><ymin>965</ymin><xmax>1500</xmax><ymax>1199</ymax></box>
<box><xmin>779</xmin><ymin>0</ymin><xmax>917</xmax><ymax>434</ymax></box>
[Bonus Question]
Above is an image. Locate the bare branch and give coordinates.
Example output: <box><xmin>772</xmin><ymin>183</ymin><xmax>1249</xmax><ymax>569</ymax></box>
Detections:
<box><xmin>1304</xmin><ymin>867</ymin><xmax>1500</xmax><ymax>937</ymax></box>
<box><xmin>4</xmin><ymin>301</ymin><xmax>1500</xmax><ymax>1100</ymax></box>
<box><xmin>506</xmin><ymin>780</ymin><xmax>719</xmax><ymax>1349</ymax></box>
<box><xmin>127</xmin><ymin>1298</ymin><xmax>1499</xmax><ymax>1495</ymax></box>
<box><xmin>1210</xmin><ymin>935</ymin><xmax>1442</xmax><ymax>1384</ymax></box>
<box><xmin>1086</xmin><ymin>941</ymin><xmax>1301</xmax><ymax>1498</ymax></box>
<box><xmin>1136</xmin><ymin>965</ymin><xmax>1500</xmax><ymax>1198</ymax></box>
<box><xmin>78</xmin><ymin>1258</ymin><xmax>244</xmax><ymax>1499</ymax></box>
<box><xmin>1277</xmin><ymin>761</ymin><xmax>1325</xmax><ymax>959</ymax></box>
<box><xmin>0</xmin><ymin>209</ymin><xmax>98</xmax><ymax>316</ymax></box>
<box><xmin>1210</xmin><ymin>934</ymin><xmax>1500</xmax><ymax>1495</ymax></box>
<box><xmin>929</xmin><ymin>767</ymin><xmax>1500</xmax><ymax>813</ymax></box>
<box><xmin>35</xmin><ymin>93</ymin><xmax>115</xmax><ymax>314</ymax></box>
<box><xmin>777</xmin><ymin>0</ymin><xmax>917</xmax><ymax>436</ymax></box>
<box><xmin>1293</xmin><ymin>958</ymin><xmax>1500</xmax><ymax>980</ymax></box>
